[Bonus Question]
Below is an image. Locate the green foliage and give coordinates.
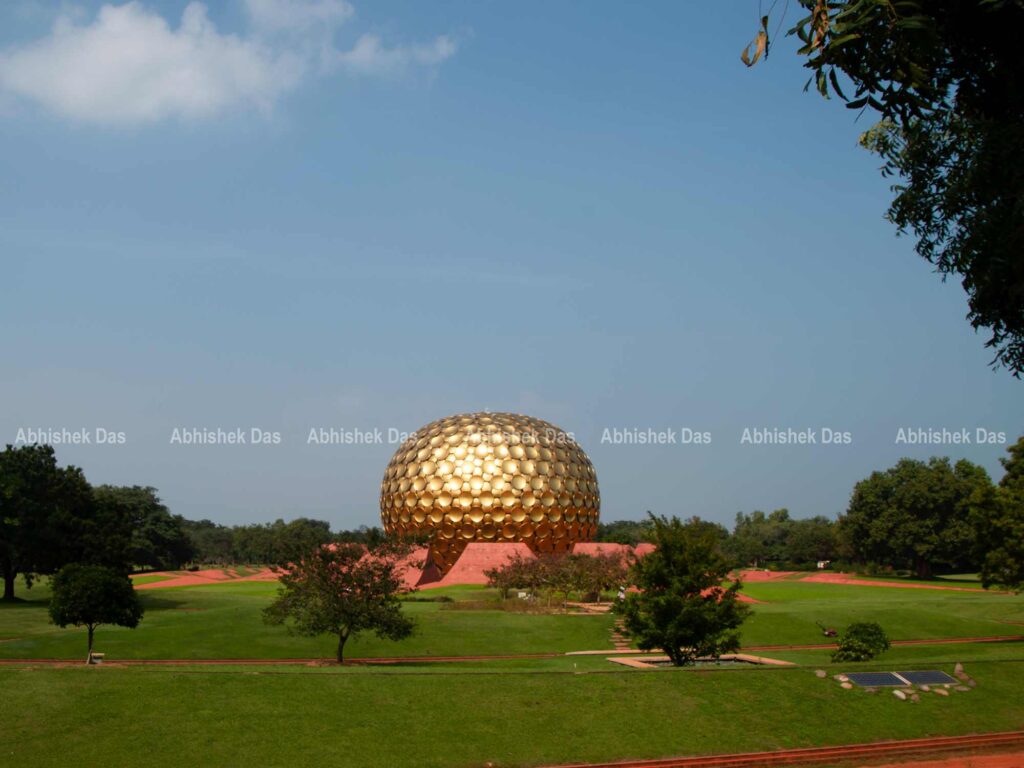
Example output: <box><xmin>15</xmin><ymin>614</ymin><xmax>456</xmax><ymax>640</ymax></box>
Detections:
<box><xmin>841</xmin><ymin>457</ymin><xmax>991</xmax><ymax>577</ymax></box>
<box><xmin>0</xmin><ymin>444</ymin><xmax>94</xmax><ymax>600</ymax></box>
<box><xmin>48</xmin><ymin>563</ymin><xmax>143</xmax><ymax>661</ymax></box>
<box><xmin>755</xmin><ymin>1</ymin><xmax>1024</xmax><ymax>373</ymax></box>
<box><xmin>92</xmin><ymin>485</ymin><xmax>193</xmax><ymax>570</ymax></box>
<box><xmin>973</xmin><ymin>436</ymin><xmax>1024</xmax><ymax>590</ymax></box>
<box><xmin>485</xmin><ymin>551</ymin><xmax>629</xmax><ymax>604</ymax></box>
<box><xmin>181</xmin><ymin>518</ymin><xmax>382</xmax><ymax>565</ymax></box>
<box><xmin>622</xmin><ymin>515</ymin><xmax>750</xmax><ymax>665</ymax></box>
<box><xmin>728</xmin><ymin>509</ymin><xmax>837</xmax><ymax>568</ymax></box>
<box><xmin>263</xmin><ymin>543</ymin><xmax>415</xmax><ymax>662</ymax></box>
<box><xmin>830</xmin><ymin>621</ymin><xmax>890</xmax><ymax>662</ymax></box>
<box><xmin>596</xmin><ymin>518</ymin><xmax>655</xmax><ymax>545</ymax></box>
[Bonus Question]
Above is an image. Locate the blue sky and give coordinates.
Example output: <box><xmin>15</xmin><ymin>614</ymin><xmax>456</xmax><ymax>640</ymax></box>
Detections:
<box><xmin>1</xmin><ymin>0</ymin><xmax>1020</xmax><ymax>528</ymax></box>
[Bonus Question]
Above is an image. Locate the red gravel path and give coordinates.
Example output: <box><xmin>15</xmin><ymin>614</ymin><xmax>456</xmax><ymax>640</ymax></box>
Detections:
<box><xmin>131</xmin><ymin>568</ymin><xmax>279</xmax><ymax>589</ymax></box>
<box><xmin>541</xmin><ymin>732</ymin><xmax>1024</xmax><ymax>768</ymax></box>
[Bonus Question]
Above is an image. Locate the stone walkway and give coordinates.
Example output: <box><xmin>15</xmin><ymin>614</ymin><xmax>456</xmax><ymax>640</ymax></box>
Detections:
<box><xmin>611</xmin><ymin>618</ymin><xmax>632</xmax><ymax>651</ymax></box>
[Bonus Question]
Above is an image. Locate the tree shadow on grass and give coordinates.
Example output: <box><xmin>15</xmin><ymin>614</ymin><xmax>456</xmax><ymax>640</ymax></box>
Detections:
<box><xmin>0</xmin><ymin>596</ymin><xmax>50</xmax><ymax>609</ymax></box>
<box><xmin>138</xmin><ymin>594</ymin><xmax>192</xmax><ymax>612</ymax></box>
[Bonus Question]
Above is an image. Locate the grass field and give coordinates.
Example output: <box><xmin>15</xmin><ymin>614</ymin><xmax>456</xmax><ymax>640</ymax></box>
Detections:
<box><xmin>2</xmin><ymin>574</ymin><xmax>1023</xmax><ymax>767</ymax></box>
<box><xmin>2</xmin><ymin>660</ymin><xmax>1023</xmax><ymax>768</ymax></box>
<box><xmin>0</xmin><ymin>579</ymin><xmax>614</xmax><ymax>660</ymax></box>
<box><xmin>4</xmin><ymin>576</ymin><xmax>1022</xmax><ymax>661</ymax></box>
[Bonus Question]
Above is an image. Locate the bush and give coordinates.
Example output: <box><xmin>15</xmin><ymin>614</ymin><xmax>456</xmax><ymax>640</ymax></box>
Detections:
<box><xmin>830</xmin><ymin>622</ymin><xmax>890</xmax><ymax>662</ymax></box>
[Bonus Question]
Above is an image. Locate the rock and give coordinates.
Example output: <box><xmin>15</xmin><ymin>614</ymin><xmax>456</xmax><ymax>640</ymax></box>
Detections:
<box><xmin>815</xmin><ymin>669</ymin><xmax>827</xmax><ymax>679</ymax></box>
<box><xmin>910</xmin><ymin>694</ymin><xmax>920</xmax><ymax>703</ymax></box>
<box><xmin>934</xmin><ymin>688</ymin><xmax>949</xmax><ymax>696</ymax></box>
<box><xmin>954</xmin><ymin>662</ymin><xmax>964</xmax><ymax>674</ymax></box>
<box><xmin>864</xmin><ymin>687</ymin><xmax>879</xmax><ymax>694</ymax></box>
<box><xmin>967</xmin><ymin>679</ymin><xmax>977</xmax><ymax>688</ymax></box>
<box><xmin>956</xmin><ymin>671</ymin><xmax>970</xmax><ymax>681</ymax></box>
<box><xmin>893</xmin><ymin>690</ymin><xmax>907</xmax><ymax>700</ymax></box>
<box><xmin>919</xmin><ymin>685</ymin><xmax>931</xmax><ymax>692</ymax></box>
<box><xmin>955</xmin><ymin>685</ymin><xmax>970</xmax><ymax>692</ymax></box>
<box><xmin>841</xmin><ymin>682</ymin><xmax>853</xmax><ymax>689</ymax></box>
<box><xmin>834</xmin><ymin>674</ymin><xmax>849</xmax><ymax>682</ymax></box>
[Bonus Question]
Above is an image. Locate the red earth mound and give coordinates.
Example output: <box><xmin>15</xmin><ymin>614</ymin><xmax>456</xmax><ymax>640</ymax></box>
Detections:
<box><xmin>131</xmin><ymin>567</ymin><xmax>278</xmax><ymax>590</ymax></box>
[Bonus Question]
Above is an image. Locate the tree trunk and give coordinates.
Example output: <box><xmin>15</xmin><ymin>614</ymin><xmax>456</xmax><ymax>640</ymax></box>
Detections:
<box><xmin>2</xmin><ymin>566</ymin><xmax>15</xmax><ymax>601</ymax></box>
<box><xmin>87</xmin><ymin>625</ymin><xmax>95</xmax><ymax>665</ymax></box>
<box><xmin>915</xmin><ymin>557</ymin><xmax>932</xmax><ymax>580</ymax></box>
<box><xmin>336</xmin><ymin>632</ymin><xmax>347</xmax><ymax>663</ymax></box>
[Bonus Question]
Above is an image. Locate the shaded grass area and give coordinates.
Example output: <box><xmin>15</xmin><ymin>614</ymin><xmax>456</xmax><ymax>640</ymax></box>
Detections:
<box><xmin>2</xmin><ymin>661</ymin><xmax>1023</xmax><ymax>768</ymax></box>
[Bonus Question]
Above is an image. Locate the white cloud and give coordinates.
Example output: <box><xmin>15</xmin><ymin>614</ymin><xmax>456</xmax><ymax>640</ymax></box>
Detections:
<box><xmin>332</xmin><ymin>34</ymin><xmax>457</xmax><ymax>77</ymax></box>
<box><xmin>0</xmin><ymin>1</ymin><xmax>457</xmax><ymax>125</ymax></box>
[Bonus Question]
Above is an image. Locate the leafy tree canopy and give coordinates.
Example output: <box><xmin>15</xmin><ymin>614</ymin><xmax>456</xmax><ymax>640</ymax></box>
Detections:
<box><xmin>0</xmin><ymin>444</ymin><xmax>93</xmax><ymax>600</ymax></box>
<box><xmin>621</xmin><ymin>514</ymin><xmax>750</xmax><ymax>666</ymax></box>
<box><xmin>840</xmin><ymin>457</ymin><xmax>991</xmax><ymax>577</ymax></box>
<box><xmin>263</xmin><ymin>542</ymin><xmax>415</xmax><ymax>662</ymax></box>
<box><xmin>831</xmin><ymin>621</ymin><xmax>890</xmax><ymax>663</ymax></box>
<box><xmin>750</xmin><ymin>0</ymin><xmax>1024</xmax><ymax>373</ymax></box>
<box><xmin>48</xmin><ymin>563</ymin><xmax>144</xmax><ymax>662</ymax></box>
<box><xmin>92</xmin><ymin>485</ymin><xmax>194</xmax><ymax>571</ymax></box>
<box><xmin>973</xmin><ymin>435</ymin><xmax>1024</xmax><ymax>590</ymax></box>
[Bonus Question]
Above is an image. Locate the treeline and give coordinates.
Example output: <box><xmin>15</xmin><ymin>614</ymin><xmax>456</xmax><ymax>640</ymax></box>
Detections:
<box><xmin>597</xmin><ymin>435</ymin><xmax>1023</xmax><ymax>587</ymax></box>
<box><xmin>0</xmin><ymin>443</ymin><xmax>393</xmax><ymax>600</ymax></box>
<box><xmin>596</xmin><ymin>511</ymin><xmax>838</xmax><ymax>571</ymax></box>
<box><xmin>4</xmin><ymin>434</ymin><xmax>1021</xmax><ymax>597</ymax></box>
<box><xmin>182</xmin><ymin>519</ymin><xmax>387</xmax><ymax>566</ymax></box>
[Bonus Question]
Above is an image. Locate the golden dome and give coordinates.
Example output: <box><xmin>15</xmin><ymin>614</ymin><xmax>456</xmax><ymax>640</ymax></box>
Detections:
<box><xmin>380</xmin><ymin>412</ymin><xmax>600</xmax><ymax>574</ymax></box>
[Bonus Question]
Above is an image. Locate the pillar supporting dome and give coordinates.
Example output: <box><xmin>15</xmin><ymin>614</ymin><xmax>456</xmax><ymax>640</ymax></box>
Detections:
<box><xmin>380</xmin><ymin>412</ymin><xmax>600</xmax><ymax>575</ymax></box>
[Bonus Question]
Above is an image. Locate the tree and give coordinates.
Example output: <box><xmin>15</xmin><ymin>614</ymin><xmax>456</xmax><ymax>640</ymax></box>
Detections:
<box><xmin>263</xmin><ymin>542</ymin><xmax>414</xmax><ymax>663</ymax></box>
<box><xmin>0</xmin><ymin>444</ymin><xmax>94</xmax><ymax>601</ymax></box>
<box><xmin>579</xmin><ymin>551</ymin><xmax>630</xmax><ymax>603</ymax></box>
<box><xmin>831</xmin><ymin>621</ymin><xmax>890</xmax><ymax>663</ymax></box>
<box><xmin>785</xmin><ymin>516</ymin><xmax>838</xmax><ymax>565</ymax></box>
<box><xmin>973</xmin><ymin>435</ymin><xmax>1024</xmax><ymax>590</ymax></box>
<box><xmin>728</xmin><ymin>509</ymin><xmax>791</xmax><ymax>568</ymax></box>
<box><xmin>92</xmin><ymin>485</ymin><xmax>193</xmax><ymax>571</ymax></box>
<box><xmin>841</xmin><ymin>457</ymin><xmax>990</xmax><ymax>578</ymax></box>
<box><xmin>621</xmin><ymin>515</ymin><xmax>750</xmax><ymax>666</ymax></box>
<box><xmin>48</xmin><ymin>563</ymin><xmax>144</xmax><ymax>663</ymax></box>
<box><xmin>596</xmin><ymin>518</ymin><xmax>655</xmax><ymax>545</ymax></box>
<box><xmin>181</xmin><ymin>518</ymin><xmax>235</xmax><ymax>564</ymax></box>
<box><xmin>748</xmin><ymin>1</ymin><xmax>1024</xmax><ymax>374</ymax></box>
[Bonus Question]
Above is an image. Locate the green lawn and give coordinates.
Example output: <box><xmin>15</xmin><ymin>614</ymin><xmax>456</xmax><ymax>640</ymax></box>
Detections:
<box><xmin>3</xmin><ymin>575</ymin><xmax>1024</xmax><ymax>767</ymax></box>
<box><xmin>3</xmin><ymin>576</ymin><xmax>1024</xmax><ymax>661</ymax></box>
<box><xmin>738</xmin><ymin>581</ymin><xmax>1024</xmax><ymax>647</ymax></box>
<box><xmin>2</xmin><ymin>660</ymin><xmax>1023</xmax><ymax>768</ymax></box>
<box><xmin>0</xmin><ymin>579</ymin><xmax>615</xmax><ymax>660</ymax></box>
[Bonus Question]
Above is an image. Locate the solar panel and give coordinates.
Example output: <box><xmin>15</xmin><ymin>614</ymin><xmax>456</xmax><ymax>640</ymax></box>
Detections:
<box><xmin>846</xmin><ymin>672</ymin><xmax>905</xmax><ymax>687</ymax></box>
<box><xmin>898</xmin><ymin>670</ymin><xmax>957</xmax><ymax>686</ymax></box>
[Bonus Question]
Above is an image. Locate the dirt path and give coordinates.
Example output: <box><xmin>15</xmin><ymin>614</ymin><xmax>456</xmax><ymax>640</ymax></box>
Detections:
<box><xmin>799</xmin><ymin>573</ymin><xmax>996</xmax><ymax>593</ymax></box>
<box><xmin>540</xmin><ymin>732</ymin><xmax>1024</xmax><ymax>768</ymax></box>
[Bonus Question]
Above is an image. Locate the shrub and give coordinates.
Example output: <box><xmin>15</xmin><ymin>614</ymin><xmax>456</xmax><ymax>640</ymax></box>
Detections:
<box><xmin>831</xmin><ymin>622</ymin><xmax>890</xmax><ymax>662</ymax></box>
